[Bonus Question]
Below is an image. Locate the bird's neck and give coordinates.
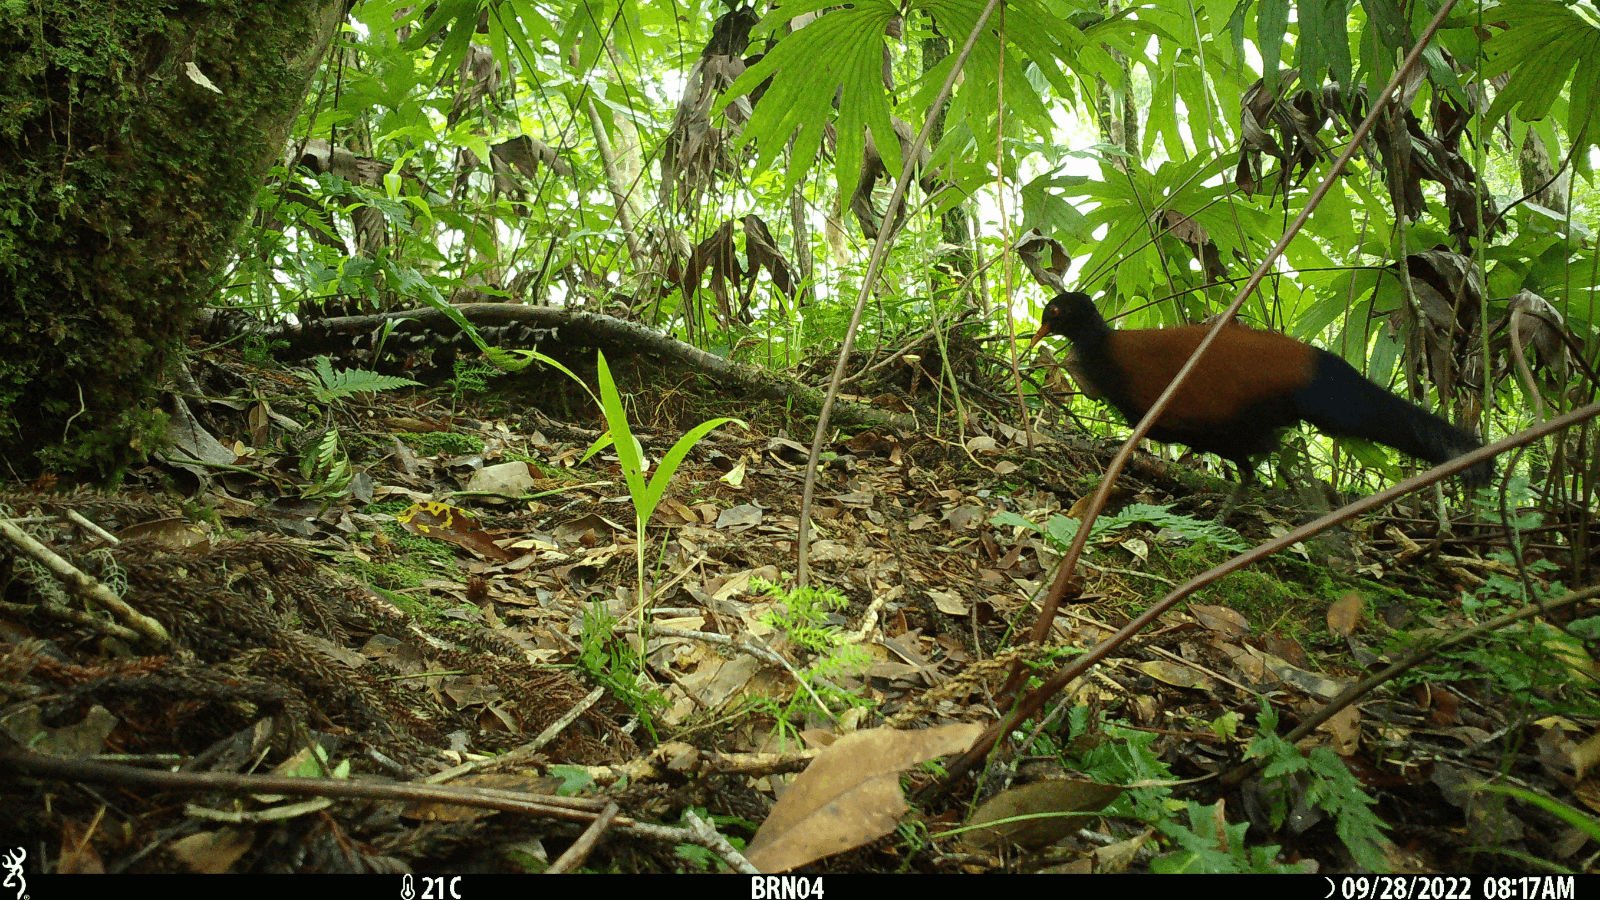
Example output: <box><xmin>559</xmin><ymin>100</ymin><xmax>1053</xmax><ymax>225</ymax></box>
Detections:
<box><xmin>1062</xmin><ymin>309</ymin><xmax>1112</xmax><ymax>351</ymax></box>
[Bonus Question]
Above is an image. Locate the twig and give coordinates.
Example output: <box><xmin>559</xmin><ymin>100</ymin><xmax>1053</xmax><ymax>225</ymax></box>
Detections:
<box><xmin>1</xmin><ymin>748</ymin><xmax>617</xmax><ymax>825</ymax></box>
<box><xmin>0</xmin><ymin>600</ymin><xmax>142</xmax><ymax>643</ymax></box>
<box><xmin>546</xmin><ymin>801</ymin><xmax>621</xmax><ymax>874</ymax></box>
<box><xmin>0</xmin><ymin>518</ymin><xmax>169</xmax><ymax>645</ymax></box>
<box><xmin>426</xmin><ymin>686</ymin><xmax>605</xmax><ymax>785</ymax></box>
<box><xmin>1143</xmin><ymin>642</ymin><xmax>1257</xmax><ymax>696</ymax></box>
<box><xmin>684</xmin><ymin>809</ymin><xmax>760</xmax><ymax>874</ymax></box>
<box><xmin>64</xmin><ymin>510</ymin><xmax>120</xmax><ymax>544</ymax></box>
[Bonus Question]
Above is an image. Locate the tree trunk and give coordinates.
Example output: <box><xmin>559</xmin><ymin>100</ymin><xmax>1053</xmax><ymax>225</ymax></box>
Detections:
<box><xmin>0</xmin><ymin>0</ymin><xmax>344</xmax><ymax>477</ymax></box>
<box><xmin>1519</xmin><ymin>130</ymin><xmax>1568</xmax><ymax>216</ymax></box>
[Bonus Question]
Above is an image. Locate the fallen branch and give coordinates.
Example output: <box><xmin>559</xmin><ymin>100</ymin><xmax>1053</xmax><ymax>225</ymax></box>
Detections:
<box><xmin>214</xmin><ymin>303</ymin><xmax>914</xmax><ymax>432</ymax></box>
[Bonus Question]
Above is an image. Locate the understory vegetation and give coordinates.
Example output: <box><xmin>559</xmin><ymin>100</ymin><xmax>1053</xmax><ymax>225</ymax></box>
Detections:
<box><xmin>2</xmin><ymin>0</ymin><xmax>1599</xmax><ymax>877</ymax></box>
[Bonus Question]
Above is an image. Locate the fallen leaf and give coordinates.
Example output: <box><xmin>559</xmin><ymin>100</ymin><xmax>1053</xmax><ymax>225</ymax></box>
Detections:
<box><xmin>398</xmin><ymin>501</ymin><xmax>514</xmax><ymax>561</ymax></box>
<box><xmin>57</xmin><ymin>820</ymin><xmax>105</xmax><ymax>873</ymax></box>
<box><xmin>1138</xmin><ymin>659</ymin><xmax>1214</xmax><ymax>691</ymax></box>
<box><xmin>0</xmin><ymin>705</ymin><xmax>119</xmax><ymax>758</ymax></box>
<box><xmin>171</xmin><ymin>828</ymin><xmax>253</xmax><ymax>873</ymax></box>
<box><xmin>744</xmin><ymin>723</ymin><xmax>983</xmax><ymax>872</ymax></box>
<box><xmin>928</xmin><ymin>589</ymin><xmax>969</xmax><ymax>616</ymax></box>
<box><xmin>944</xmin><ymin>505</ymin><xmax>982</xmax><ymax>530</ymax></box>
<box><xmin>1122</xmin><ymin>536</ymin><xmax>1148</xmax><ymax>563</ymax></box>
<box><xmin>716</xmin><ymin>504</ymin><xmax>764</xmax><ymax>529</ymax></box>
<box><xmin>185</xmin><ymin>61</ymin><xmax>223</xmax><ymax>93</ymax></box>
<box><xmin>1322</xmin><ymin>706</ymin><xmax>1362</xmax><ymax>756</ymax></box>
<box><xmin>1327</xmin><ymin>592</ymin><xmax>1365</xmax><ymax>637</ymax></box>
<box><xmin>961</xmin><ymin>778</ymin><xmax>1125</xmax><ymax>851</ymax></box>
<box><xmin>465</xmin><ymin>461</ymin><xmax>537</xmax><ymax>495</ymax></box>
<box><xmin>1575</xmin><ymin>732</ymin><xmax>1600</xmax><ymax>781</ymax></box>
<box><xmin>1090</xmin><ymin>829</ymin><xmax>1153</xmax><ymax>873</ymax></box>
<box><xmin>1190</xmin><ymin>604</ymin><xmax>1249</xmax><ymax>637</ymax></box>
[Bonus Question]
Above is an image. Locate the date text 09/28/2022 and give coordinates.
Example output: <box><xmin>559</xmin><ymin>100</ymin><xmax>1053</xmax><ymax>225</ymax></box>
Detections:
<box><xmin>1329</xmin><ymin>876</ymin><xmax>1575</xmax><ymax>900</ymax></box>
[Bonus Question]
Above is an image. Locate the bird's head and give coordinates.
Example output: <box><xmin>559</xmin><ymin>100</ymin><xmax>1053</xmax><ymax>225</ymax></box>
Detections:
<box><xmin>1029</xmin><ymin>291</ymin><xmax>1107</xmax><ymax>349</ymax></box>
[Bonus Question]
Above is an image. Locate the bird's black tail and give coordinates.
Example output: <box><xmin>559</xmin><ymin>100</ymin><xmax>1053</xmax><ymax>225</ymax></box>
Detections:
<box><xmin>1296</xmin><ymin>351</ymin><xmax>1495</xmax><ymax>485</ymax></box>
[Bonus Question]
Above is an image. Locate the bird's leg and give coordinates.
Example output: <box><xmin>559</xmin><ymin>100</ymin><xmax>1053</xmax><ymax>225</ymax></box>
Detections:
<box><xmin>1211</xmin><ymin>461</ymin><xmax>1254</xmax><ymax>524</ymax></box>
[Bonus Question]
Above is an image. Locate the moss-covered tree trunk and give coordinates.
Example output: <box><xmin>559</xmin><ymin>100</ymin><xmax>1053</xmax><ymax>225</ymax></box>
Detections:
<box><xmin>0</xmin><ymin>1</ymin><xmax>343</xmax><ymax>477</ymax></box>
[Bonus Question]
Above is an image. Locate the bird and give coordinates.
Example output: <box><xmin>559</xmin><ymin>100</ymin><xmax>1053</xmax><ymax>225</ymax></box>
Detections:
<box><xmin>1029</xmin><ymin>291</ymin><xmax>1494</xmax><ymax>487</ymax></box>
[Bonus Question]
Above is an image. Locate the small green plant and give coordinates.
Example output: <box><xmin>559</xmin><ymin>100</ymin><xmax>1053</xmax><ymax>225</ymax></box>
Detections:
<box><xmin>368</xmin><ymin>317</ymin><xmax>409</xmax><ymax>364</ymax></box>
<box><xmin>240</xmin><ymin>334</ymin><xmax>291</xmax><ymax>366</ymax></box>
<box><xmin>756</xmin><ymin>578</ymin><xmax>851</xmax><ymax>653</ymax></box>
<box><xmin>1058</xmin><ymin>705</ymin><xmax>1173</xmax><ymax>824</ymax></box>
<box><xmin>582</xmin><ymin>351</ymin><xmax>745</xmax><ymax>613</ymax></box>
<box><xmin>1464</xmin><ymin>552</ymin><xmax>1563</xmax><ymax>618</ymax></box>
<box><xmin>299</xmin><ymin>428</ymin><xmax>353</xmax><ymax>497</ymax></box>
<box><xmin>1466</xmin><ymin>475</ymin><xmax>1561</xmax><ymax>617</ymax></box>
<box><xmin>746</xmin><ymin>577</ymin><xmax>873</xmax><ymax>722</ymax></box>
<box><xmin>577</xmin><ymin>600</ymin><xmax>667</xmax><ymax>735</ymax></box>
<box><xmin>991</xmin><ymin>502</ymin><xmax>1246</xmax><ymax>554</ymax></box>
<box><xmin>1245</xmin><ymin>705</ymin><xmax>1389</xmax><ymax>871</ymax></box>
<box><xmin>297</xmin><ymin>356</ymin><xmax>420</xmax><ymax>404</ymax></box>
<box><xmin>445</xmin><ymin>358</ymin><xmax>497</xmax><ymax>400</ymax></box>
<box><xmin>1151</xmin><ymin>801</ymin><xmax>1304</xmax><ymax>873</ymax></box>
<box><xmin>1045</xmin><ymin>705</ymin><xmax>1304</xmax><ymax>871</ymax></box>
<box><xmin>1409</xmin><ymin>474</ymin><xmax>1600</xmax><ymax>717</ymax></box>
<box><xmin>1470</xmin><ymin>783</ymin><xmax>1597</xmax><ymax>874</ymax></box>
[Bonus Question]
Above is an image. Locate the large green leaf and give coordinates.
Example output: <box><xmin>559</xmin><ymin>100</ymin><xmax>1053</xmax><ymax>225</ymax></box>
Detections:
<box><xmin>1482</xmin><ymin>0</ymin><xmax>1600</xmax><ymax>154</ymax></box>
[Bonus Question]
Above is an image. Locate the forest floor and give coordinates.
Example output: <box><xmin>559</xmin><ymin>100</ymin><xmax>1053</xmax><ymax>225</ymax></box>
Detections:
<box><xmin>1</xmin><ymin>335</ymin><xmax>1594</xmax><ymax>877</ymax></box>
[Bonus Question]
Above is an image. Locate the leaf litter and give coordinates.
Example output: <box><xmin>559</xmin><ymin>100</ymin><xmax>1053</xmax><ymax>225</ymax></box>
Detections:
<box><xmin>0</xmin><ymin>342</ymin><xmax>1592</xmax><ymax>875</ymax></box>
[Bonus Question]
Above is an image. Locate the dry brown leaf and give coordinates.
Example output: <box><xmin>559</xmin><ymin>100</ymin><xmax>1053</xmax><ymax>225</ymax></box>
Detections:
<box><xmin>928</xmin><ymin>589</ymin><xmax>969</xmax><ymax>616</ymax></box>
<box><xmin>0</xmin><ymin>705</ymin><xmax>118</xmax><ymax>758</ymax></box>
<box><xmin>1137</xmin><ymin>659</ymin><xmax>1214</xmax><ymax>691</ymax></box>
<box><xmin>1322</xmin><ymin>706</ymin><xmax>1362</xmax><ymax>757</ymax></box>
<box><xmin>117</xmin><ymin>516</ymin><xmax>209</xmax><ymax>550</ymax></box>
<box><xmin>965</xmin><ymin>435</ymin><xmax>998</xmax><ymax>454</ymax></box>
<box><xmin>1573</xmin><ymin>778</ymin><xmax>1600</xmax><ymax>816</ymax></box>
<box><xmin>664</xmin><ymin>498</ymin><xmax>698</xmax><ymax>523</ymax></box>
<box><xmin>960</xmin><ymin>778</ymin><xmax>1125</xmax><ymax>851</ymax></box>
<box><xmin>1090</xmin><ymin>828</ymin><xmax>1153</xmax><ymax>873</ymax></box>
<box><xmin>170</xmin><ymin>828</ymin><xmax>254</xmax><ymax>873</ymax></box>
<box><xmin>1190</xmin><ymin>604</ymin><xmax>1249</xmax><ymax>637</ymax></box>
<box><xmin>1256</xmin><ymin>649</ymin><xmax>1349</xmax><ymax>699</ymax></box>
<box><xmin>799</xmin><ymin>729</ymin><xmax>838</xmax><ymax>749</ymax></box>
<box><xmin>1327</xmin><ymin>592</ymin><xmax>1365</xmax><ymax>637</ymax></box>
<box><xmin>715</xmin><ymin>504</ymin><xmax>763</xmax><ymax>529</ymax></box>
<box><xmin>57</xmin><ymin>819</ymin><xmax>105</xmax><ymax>874</ymax></box>
<box><xmin>1574</xmin><ymin>732</ymin><xmax>1600</xmax><ymax>782</ymax></box>
<box><xmin>398</xmin><ymin>501</ymin><xmax>514</xmax><ymax>561</ymax></box>
<box><xmin>744</xmin><ymin>723</ymin><xmax>983</xmax><ymax>872</ymax></box>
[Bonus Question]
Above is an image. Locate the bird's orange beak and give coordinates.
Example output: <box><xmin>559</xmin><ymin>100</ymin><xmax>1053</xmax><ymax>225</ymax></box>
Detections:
<box><xmin>1028</xmin><ymin>322</ymin><xmax>1052</xmax><ymax>352</ymax></box>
